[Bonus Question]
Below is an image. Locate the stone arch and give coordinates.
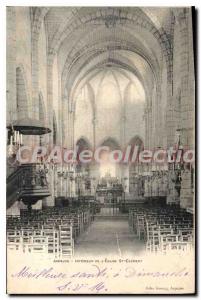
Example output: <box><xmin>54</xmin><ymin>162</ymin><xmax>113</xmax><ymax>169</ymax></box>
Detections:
<box><xmin>76</xmin><ymin>136</ymin><xmax>92</xmax><ymax>150</ymax></box>
<box><xmin>75</xmin><ymin>137</ymin><xmax>92</xmax><ymax>170</ymax></box>
<box><xmin>128</xmin><ymin>136</ymin><xmax>144</xmax><ymax>177</ymax></box>
<box><xmin>128</xmin><ymin>136</ymin><xmax>144</xmax><ymax>152</ymax></box>
<box><xmin>45</xmin><ymin>8</ymin><xmax>172</xmax><ymax>119</ymax></box>
<box><xmin>61</xmin><ymin>28</ymin><xmax>160</xmax><ymax>92</ymax></box>
<box><xmin>49</xmin><ymin>7</ymin><xmax>171</xmax><ymax>72</ymax></box>
<box><xmin>69</xmin><ymin>55</ymin><xmax>151</xmax><ymax>112</ymax></box>
<box><xmin>41</xmin><ymin>8</ymin><xmax>172</xmax><ymax>151</ymax></box>
<box><xmin>97</xmin><ymin>136</ymin><xmax>122</xmax><ymax>178</ymax></box>
<box><xmin>63</xmin><ymin>43</ymin><xmax>158</xmax><ymax>105</ymax></box>
<box><xmin>99</xmin><ymin>136</ymin><xmax>121</xmax><ymax>150</ymax></box>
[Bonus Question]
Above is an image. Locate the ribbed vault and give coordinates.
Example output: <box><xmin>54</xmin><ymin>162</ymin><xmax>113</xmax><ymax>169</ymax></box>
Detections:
<box><xmin>30</xmin><ymin>6</ymin><xmax>176</xmax><ymax>149</ymax></box>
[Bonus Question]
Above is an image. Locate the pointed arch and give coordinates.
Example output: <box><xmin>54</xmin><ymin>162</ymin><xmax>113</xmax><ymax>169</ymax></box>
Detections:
<box><xmin>99</xmin><ymin>136</ymin><xmax>121</xmax><ymax>150</ymax></box>
<box><xmin>76</xmin><ymin>136</ymin><xmax>92</xmax><ymax>150</ymax></box>
<box><xmin>128</xmin><ymin>136</ymin><xmax>144</xmax><ymax>152</ymax></box>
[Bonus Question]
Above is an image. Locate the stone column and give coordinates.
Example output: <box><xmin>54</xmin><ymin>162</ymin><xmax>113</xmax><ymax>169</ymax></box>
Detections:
<box><xmin>92</xmin><ymin>117</ymin><xmax>97</xmax><ymax>149</ymax></box>
<box><xmin>41</xmin><ymin>56</ymin><xmax>55</xmax><ymax>207</ymax></box>
<box><xmin>177</xmin><ymin>8</ymin><xmax>194</xmax><ymax>209</ymax></box>
<box><xmin>7</xmin><ymin>7</ymin><xmax>17</xmax><ymax>123</ymax></box>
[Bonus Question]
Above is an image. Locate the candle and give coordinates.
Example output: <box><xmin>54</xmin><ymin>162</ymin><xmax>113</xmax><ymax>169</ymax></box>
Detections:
<box><xmin>20</xmin><ymin>134</ymin><xmax>23</xmax><ymax>145</ymax></box>
<box><xmin>14</xmin><ymin>131</ymin><xmax>17</xmax><ymax>143</ymax></box>
<box><xmin>10</xmin><ymin>135</ymin><xmax>13</xmax><ymax>146</ymax></box>
<box><xmin>17</xmin><ymin>131</ymin><xmax>19</xmax><ymax>144</ymax></box>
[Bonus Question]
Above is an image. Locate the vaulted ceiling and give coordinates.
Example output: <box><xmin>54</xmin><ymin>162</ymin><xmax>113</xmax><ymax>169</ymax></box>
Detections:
<box><xmin>32</xmin><ymin>7</ymin><xmax>175</xmax><ymax>105</ymax></box>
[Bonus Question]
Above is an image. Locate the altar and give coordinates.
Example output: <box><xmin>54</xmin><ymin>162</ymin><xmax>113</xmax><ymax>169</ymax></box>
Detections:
<box><xmin>95</xmin><ymin>173</ymin><xmax>124</xmax><ymax>215</ymax></box>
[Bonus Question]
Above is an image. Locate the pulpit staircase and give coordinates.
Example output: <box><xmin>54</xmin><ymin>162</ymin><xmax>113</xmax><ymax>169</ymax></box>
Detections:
<box><xmin>6</xmin><ymin>163</ymin><xmax>50</xmax><ymax>209</ymax></box>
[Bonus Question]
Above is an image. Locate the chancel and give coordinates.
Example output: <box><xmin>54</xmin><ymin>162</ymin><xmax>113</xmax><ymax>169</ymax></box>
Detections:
<box><xmin>6</xmin><ymin>7</ymin><xmax>195</xmax><ymax>258</ymax></box>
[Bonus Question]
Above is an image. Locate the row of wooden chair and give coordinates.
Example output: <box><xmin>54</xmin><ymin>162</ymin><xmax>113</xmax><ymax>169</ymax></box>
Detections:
<box><xmin>7</xmin><ymin>205</ymin><xmax>94</xmax><ymax>258</ymax></box>
<box><xmin>129</xmin><ymin>205</ymin><xmax>194</xmax><ymax>254</ymax></box>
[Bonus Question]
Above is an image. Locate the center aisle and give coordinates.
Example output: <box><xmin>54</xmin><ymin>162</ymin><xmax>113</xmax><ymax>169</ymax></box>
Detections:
<box><xmin>74</xmin><ymin>217</ymin><xmax>145</xmax><ymax>257</ymax></box>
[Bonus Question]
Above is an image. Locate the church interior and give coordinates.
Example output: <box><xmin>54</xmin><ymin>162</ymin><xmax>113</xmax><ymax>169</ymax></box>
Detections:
<box><xmin>6</xmin><ymin>7</ymin><xmax>195</xmax><ymax>257</ymax></box>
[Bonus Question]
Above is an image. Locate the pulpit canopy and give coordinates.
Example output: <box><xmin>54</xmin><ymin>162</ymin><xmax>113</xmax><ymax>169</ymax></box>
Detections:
<box><xmin>7</xmin><ymin>118</ymin><xmax>51</xmax><ymax>135</ymax></box>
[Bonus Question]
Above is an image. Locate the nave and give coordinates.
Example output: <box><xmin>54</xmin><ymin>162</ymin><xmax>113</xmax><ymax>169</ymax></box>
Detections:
<box><xmin>6</xmin><ymin>7</ymin><xmax>195</xmax><ymax>262</ymax></box>
<box><xmin>75</xmin><ymin>218</ymin><xmax>144</xmax><ymax>257</ymax></box>
<box><xmin>7</xmin><ymin>201</ymin><xmax>193</xmax><ymax>259</ymax></box>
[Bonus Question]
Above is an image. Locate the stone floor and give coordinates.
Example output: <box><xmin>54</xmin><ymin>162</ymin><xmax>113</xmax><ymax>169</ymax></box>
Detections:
<box><xmin>74</xmin><ymin>217</ymin><xmax>145</xmax><ymax>257</ymax></box>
